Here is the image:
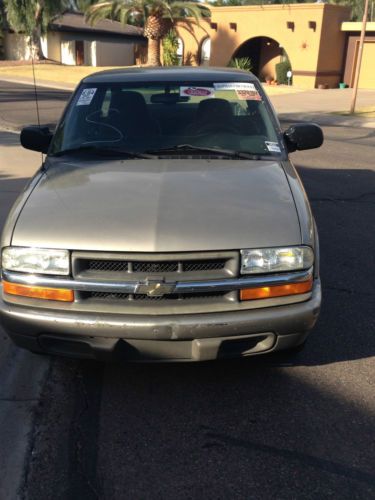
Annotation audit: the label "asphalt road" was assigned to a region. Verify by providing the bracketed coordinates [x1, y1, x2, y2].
[0, 82, 374, 499]
[0, 80, 70, 131]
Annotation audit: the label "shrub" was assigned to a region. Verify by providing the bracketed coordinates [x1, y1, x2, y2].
[163, 30, 179, 66]
[228, 57, 253, 72]
[276, 60, 292, 85]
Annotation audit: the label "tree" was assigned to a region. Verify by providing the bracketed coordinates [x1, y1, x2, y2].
[3, 0, 69, 59]
[85, 0, 210, 66]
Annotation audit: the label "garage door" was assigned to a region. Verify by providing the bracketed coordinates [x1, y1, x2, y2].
[358, 41, 375, 89]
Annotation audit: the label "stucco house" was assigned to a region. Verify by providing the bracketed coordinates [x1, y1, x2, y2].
[3, 12, 147, 66]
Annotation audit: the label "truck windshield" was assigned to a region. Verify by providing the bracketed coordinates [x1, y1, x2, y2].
[50, 81, 283, 158]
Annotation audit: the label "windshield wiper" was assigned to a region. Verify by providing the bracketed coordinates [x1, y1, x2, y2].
[51, 145, 153, 159]
[146, 144, 266, 160]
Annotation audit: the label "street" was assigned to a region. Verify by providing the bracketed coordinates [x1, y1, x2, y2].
[0, 82, 374, 499]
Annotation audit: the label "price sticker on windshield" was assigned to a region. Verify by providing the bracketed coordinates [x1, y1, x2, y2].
[180, 86, 215, 98]
[214, 82, 262, 101]
[76, 88, 97, 106]
[265, 141, 281, 153]
[214, 82, 256, 91]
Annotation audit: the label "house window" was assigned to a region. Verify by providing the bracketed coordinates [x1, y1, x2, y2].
[200, 37, 211, 66]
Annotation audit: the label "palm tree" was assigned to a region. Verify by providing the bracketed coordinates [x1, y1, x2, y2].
[85, 0, 210, 66]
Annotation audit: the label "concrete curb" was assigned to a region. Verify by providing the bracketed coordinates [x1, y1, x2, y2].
[0, 75, 76, 91]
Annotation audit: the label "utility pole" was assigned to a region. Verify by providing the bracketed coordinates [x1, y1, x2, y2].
[350, 0, 370, 114]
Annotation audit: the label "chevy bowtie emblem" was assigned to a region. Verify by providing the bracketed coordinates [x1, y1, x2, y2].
[135, 280, 176, 297]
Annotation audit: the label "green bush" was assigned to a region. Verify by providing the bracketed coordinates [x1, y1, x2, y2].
[228, 57, 253, 72]
[163, 30, 179, 66]
[275, 60, 292, 85]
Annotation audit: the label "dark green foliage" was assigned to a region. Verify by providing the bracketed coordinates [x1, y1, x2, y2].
[163, 29, 179, 66]
[228, 56, 253, 71]
[275, 60, 292, 85]
[4, 0, 69, 35]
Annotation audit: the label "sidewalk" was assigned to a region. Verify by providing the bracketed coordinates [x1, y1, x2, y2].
[270, 88, 375, 128]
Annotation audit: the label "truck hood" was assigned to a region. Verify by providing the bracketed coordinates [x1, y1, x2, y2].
[12, 158, 301, 252]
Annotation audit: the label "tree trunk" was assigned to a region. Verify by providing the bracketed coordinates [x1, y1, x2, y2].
[30, 26, 45, 60]
[147, 37, 161, 66]
[30, 2, 45, 60]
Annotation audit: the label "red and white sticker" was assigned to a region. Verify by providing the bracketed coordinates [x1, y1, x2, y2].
[236, 89, 262, 101]
[180, 86, 215, 98]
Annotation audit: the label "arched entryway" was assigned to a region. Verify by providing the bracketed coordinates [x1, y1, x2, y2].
[232, 36, 290, 82]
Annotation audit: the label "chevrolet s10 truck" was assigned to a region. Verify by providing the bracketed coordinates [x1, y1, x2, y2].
[0, 67, 323, 361]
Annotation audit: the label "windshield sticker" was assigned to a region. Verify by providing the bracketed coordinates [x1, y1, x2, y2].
[214, 82, 256, 91]
[236, 89, 262, 101]
[265, 141, 281, 153]
[180, 86, 215, 98]
[76, 88, 97, 106]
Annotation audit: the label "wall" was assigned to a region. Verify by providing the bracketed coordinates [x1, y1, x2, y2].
[61, 40, 76, 65]
[45, 32, 62, 62]
[343, 33, 375, 88]
[4, 33, 31, 60]
[314, 4, 351, 88]
[177, 3, 351, 89]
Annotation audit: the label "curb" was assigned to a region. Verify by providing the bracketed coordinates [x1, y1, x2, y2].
[0, 76, 76, 91]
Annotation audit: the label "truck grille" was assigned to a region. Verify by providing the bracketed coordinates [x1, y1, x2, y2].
[88, 291, 227, 302]
[86, 259, 227, 274]
[72, 251, 239, 313]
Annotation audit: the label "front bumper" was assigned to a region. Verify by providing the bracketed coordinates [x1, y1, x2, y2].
[0, 280, 321, 361]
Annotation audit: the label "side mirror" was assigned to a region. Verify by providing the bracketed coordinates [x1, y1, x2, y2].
[20, 126, 53, 154]
[283, 123, 323, 152]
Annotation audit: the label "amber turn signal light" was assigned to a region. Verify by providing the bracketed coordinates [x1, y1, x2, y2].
[240, 277, 313, 301]
[3, 281, 74, 302]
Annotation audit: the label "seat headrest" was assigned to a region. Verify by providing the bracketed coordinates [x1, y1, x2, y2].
[110, 91, 148, 116]
[197, 98, 233, 123]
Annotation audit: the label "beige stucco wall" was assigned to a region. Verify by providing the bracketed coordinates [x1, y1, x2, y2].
[61, 40, 76, 65]
[4, 33, 31, 60]
[177, 3, 351, 89]
[45, 32, 62, 62]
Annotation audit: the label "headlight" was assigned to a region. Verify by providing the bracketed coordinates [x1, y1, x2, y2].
[2, 247, 70, 275]
[240, 246, 314, 274]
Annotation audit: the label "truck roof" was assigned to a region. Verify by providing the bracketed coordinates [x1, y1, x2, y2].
[83, 66, 257, 84]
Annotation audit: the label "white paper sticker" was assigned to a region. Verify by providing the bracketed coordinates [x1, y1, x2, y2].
[265, 141, 281, 153]
[214, 82, 257, 91]
[180, 86, 215, 98]
[76, 88, 97, 106]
